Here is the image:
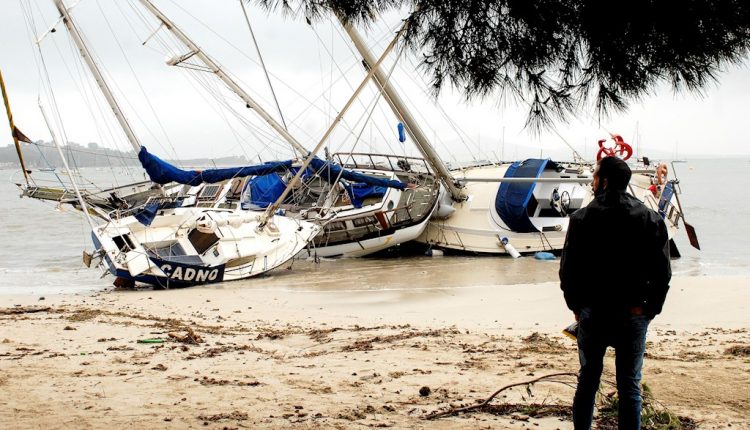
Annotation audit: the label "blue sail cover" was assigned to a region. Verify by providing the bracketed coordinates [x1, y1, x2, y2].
[495, 159, 549, 233]
[138, 146, 292, 186]
[344, 183, 388, 209]
[308, 157, 406, 190]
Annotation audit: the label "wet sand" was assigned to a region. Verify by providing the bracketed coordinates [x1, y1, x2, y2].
[1, 270, 749, 429]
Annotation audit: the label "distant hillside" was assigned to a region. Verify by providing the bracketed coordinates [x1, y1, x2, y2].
[0, 142, 249, 169]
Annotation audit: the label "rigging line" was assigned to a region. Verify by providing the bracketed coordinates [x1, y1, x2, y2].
[74, 23, 162, 160]
[18, 0, 45, 107]
[329, 22, 409, 158]
[329, 42, 405, 160]
[40, 4, 133, 183]
[61, 35, 132, 185]
[182, 57, 306, 159]
[401, 54, 476, 157]
[308, 24, 398, 153]
[29, 3, 98, 193]
[51, 3, 145, 186]
[194, 73, 255, 161]
[328, 23, 334, 126]
[344, 27, 468, 169]
[97, 1, 181, 164]
[27, 141, 138, 160]
[386, 23, 476, 149]
[160, 0, 369, 137]
[188, 68, 295, 164]
[261, 17, 410, 222]
[127, 1, 187, 61]
[134, 5, 315, 158]
[340, 42, 406, 167]
[313, 18, 329, 126]
[22, 0, 75, 189]
[238, 0, 287, 131]
[52, 12, 122, 159]
[188, 68, 292, 158]
[130, 11, 283, 163]
[383, 69, 469, 168]
[368, 19, 479, 161]
[125, 2, 268, 162]
[61, 30, 129, 177]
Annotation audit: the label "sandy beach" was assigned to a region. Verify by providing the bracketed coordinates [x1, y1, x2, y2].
[1, 273, 749, 429]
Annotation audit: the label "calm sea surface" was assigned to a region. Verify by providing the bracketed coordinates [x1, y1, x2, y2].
[0, 158, 747, 295]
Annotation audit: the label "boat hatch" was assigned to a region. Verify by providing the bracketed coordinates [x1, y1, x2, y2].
[146, 241, 204, 265]
[112, 234, 136, 252]
[188, 229, 220, 254]
[147, 241, 187, 258]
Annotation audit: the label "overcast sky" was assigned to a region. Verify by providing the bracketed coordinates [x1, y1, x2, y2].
[2, 0, 749, 166]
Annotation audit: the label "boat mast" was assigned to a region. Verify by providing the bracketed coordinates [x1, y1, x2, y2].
[0, 69, 31, 186]
[39, 99, 98, 232]
[341, 22, 465, 201]
[137, 0, 308, 157]
[260, 19, 411, 225]
[52, 0, 142, 153]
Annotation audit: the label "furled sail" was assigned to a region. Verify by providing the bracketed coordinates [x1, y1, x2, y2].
[138, 146, 293, 186]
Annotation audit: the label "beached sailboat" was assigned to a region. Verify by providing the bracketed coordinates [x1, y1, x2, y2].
[132, 0, 441, 258]
[10, 0, 443, 291]
[339, 21, 697, 255]
[7, 0, 325, 288]
[21, 0, 440, 260]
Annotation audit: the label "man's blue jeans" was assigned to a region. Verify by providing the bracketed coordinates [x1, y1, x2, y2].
[572, 307, 651, 430]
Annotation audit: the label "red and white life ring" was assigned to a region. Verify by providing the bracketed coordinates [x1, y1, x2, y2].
[596, 134, 633, 161]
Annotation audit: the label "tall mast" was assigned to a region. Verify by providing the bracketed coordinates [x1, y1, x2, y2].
[341, 23, 464, 201]
[260, 19, 410, 224]
[53, 0, 142, 153]
[1, 70, 31, 186]
[138, 0, 308, 157]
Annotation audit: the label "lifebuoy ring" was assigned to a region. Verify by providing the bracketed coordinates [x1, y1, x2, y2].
[596, 134, 633, 161]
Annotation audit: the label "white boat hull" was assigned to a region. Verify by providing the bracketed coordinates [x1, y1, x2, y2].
[93, 207, 320, 287]
[299, 202, 436, 258]
[417, 162, 683, 255]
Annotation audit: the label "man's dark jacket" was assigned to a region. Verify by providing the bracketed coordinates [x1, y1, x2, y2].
[559, 190, 672, 317]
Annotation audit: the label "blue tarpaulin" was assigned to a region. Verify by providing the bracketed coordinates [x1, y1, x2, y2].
[308, 157, 406, 190]
[495, 159, 549, 233]
[344, 183, 388, 208]
[138, 146, 292, 186]
[134, 201, 160, 226]
[241, 173, 288, 209]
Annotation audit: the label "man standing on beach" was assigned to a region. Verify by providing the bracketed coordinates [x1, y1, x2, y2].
[560, 156, 671, 429]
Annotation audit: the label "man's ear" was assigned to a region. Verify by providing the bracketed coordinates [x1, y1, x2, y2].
[602, 178, 609, 190]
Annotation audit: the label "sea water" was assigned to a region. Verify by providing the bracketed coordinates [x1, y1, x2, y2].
[0, 158, 747, 295]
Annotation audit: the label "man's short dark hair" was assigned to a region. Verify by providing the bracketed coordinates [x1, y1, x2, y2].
[598, 157, 632, 191]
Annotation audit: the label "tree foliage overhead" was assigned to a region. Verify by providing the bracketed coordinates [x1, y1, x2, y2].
[257, 0, 750, 131]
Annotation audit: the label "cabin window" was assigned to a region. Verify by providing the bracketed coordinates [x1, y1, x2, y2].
[188, 229, 220, 255]
[352, 216, 378, 227]
[327, 221, 347, 231]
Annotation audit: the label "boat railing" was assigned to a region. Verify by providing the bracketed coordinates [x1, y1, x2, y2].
[332, 153, 433, 175]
